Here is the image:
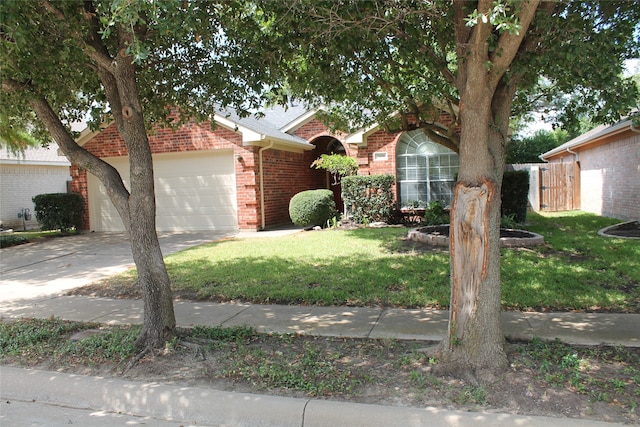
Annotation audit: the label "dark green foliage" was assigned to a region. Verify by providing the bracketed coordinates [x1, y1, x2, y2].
[32, 193, 84, 232]
[422, 201, 450, 226]
[189, 325, 256, 342]
[342, 175, 395, 224]
[0, 234, 28, 248]
[501, 171, 530, 224]
[0, 318, 87, 355]
[507, 129, 570, 164]
[289, 189, 338, 227]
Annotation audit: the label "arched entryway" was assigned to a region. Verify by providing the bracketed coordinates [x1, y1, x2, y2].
[396, 130, 459, 208]
[311, 136, 347, 213]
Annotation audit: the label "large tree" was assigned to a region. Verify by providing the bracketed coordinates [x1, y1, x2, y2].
[0, 0, 277, 350]
[261, 0, 640, 381]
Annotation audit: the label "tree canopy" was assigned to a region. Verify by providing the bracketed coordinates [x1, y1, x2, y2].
[257, 0, 640, 381]
[1, 0, 283, 144]
[507, 129, 570, 164]
[0, 0, 287, 350]
[261, 0, 639, 146]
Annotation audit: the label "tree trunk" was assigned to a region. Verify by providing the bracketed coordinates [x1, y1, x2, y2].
[108, 52, 176, 350]
[23, 29, 177, 350]
[434, 83, 508, 383]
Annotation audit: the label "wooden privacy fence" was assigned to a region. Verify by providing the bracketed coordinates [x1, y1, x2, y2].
[507, 162, 580, 212]
[539, 162, 580, 212]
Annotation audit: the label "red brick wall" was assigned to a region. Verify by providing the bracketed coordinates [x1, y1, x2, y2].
[261, 147, 326, 227]
[291, 113, 457, 206]
[76, 111, 457, 231]
[75, 121, 261, 230]
[292, 119, 343, 142]
[69, 164, 89, 229]
[556, 132, 639, 221]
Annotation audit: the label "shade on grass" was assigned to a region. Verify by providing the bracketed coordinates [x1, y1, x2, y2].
[166, 227, 451, 307]
[112, 212, 638, 312]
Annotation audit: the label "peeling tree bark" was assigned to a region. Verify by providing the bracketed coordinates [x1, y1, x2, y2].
[449, 181, 493, 344]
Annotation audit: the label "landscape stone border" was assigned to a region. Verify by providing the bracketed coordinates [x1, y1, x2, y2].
[407, 226, 545, 248]
[598, 221, 640, 240]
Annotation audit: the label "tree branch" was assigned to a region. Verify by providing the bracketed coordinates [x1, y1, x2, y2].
[421, 123, 460, 153]
[488, 0, 540, 88]
[40, 0, 65, 20]
[80, 0, 117, 72]
[39, 0, 115, 73]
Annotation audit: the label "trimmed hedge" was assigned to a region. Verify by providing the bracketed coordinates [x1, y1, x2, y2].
[33, 193, 84, 232]
[342, 174, 395, 224]
[0, 234, 29, 248]
[501, 170, 529, 223]
[289, 189, 338, 228]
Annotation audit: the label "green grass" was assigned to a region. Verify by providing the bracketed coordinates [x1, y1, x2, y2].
[0, 229, 79, 248]
[162, 227, 453, 308]
[0, 318, 138, 366]
[3, 319, 637, 413]
[105, 211, 639, 312]
[515, 337, 640, 407]
[501, 212, 639, 312]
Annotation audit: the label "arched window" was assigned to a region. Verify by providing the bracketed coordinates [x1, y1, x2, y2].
[326, 139, 346, 154]
[396, 130, 459, 208]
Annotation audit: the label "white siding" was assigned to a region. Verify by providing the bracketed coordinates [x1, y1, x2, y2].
[0, 164, 71, 230]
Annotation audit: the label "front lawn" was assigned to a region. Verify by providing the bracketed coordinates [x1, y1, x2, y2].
[80, 211, 639, 312]
[0, 229, 77, 248]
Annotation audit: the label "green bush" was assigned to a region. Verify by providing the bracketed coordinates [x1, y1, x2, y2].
[501, 170, 529, 223]
[32, 193, 84, 232]
[0, 234, 29, 248]
[422, 200, 450, 225]
[289, 189, 338, 228]
[342, 175, 395, 224]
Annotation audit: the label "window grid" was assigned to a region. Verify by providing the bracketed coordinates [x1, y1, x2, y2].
[396, 131, 459, 208]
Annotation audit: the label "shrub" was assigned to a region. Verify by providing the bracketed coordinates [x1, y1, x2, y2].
[342, 175, 395, 224]
[0, 234, 29, 248]
[310, 154, 358, 184]
[289, 189, 338, 228]
[32, 193, 84, 232]
[502, 170, 529, 223]
[422, 200, 450, 226]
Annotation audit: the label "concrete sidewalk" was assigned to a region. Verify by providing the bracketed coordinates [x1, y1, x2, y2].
[1, 297, 638, 426]
[1, 295, 639, 347]
[1, 366, 619, 427]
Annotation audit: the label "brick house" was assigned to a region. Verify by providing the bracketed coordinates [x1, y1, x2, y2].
[540, 117, 640, 221]
[73, 105, 459, 232]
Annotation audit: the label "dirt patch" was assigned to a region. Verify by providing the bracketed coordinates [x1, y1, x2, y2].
[600, 221, 640, 239]
[414, 226, 539, 239]
[3, 331, 638, 425]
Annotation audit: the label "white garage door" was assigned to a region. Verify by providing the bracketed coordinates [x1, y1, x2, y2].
[88, 150, 238, 232]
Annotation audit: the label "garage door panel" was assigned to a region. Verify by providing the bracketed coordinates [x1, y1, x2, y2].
[157, 178, 235, 197]
[88, 151, 238, 232]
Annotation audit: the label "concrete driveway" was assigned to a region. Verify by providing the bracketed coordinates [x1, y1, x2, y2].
[0, 231, 235, 302]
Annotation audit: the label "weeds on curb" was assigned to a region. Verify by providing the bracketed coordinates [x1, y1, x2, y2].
[515, 337, 639, 411]
[1, 319, 638, 421]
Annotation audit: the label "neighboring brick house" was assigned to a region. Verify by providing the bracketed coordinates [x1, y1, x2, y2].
[1, 144, 71, 230]
[541, 118, 640, 221]
[73, 106, 459, 232]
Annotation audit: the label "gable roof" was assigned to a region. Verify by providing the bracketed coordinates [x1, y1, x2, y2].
[76, 106, 315, 151]
[259, 103, 310, 130]
[0, 143, 70, 166]
[213, 107, 313, 150]
[541, 117, 638, 160]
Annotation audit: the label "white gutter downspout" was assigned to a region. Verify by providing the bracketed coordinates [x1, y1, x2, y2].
[258, 140, 274, 230]
[566, 147, 579, 163]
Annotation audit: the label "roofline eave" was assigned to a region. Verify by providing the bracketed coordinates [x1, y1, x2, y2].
[541, 120, 633, 160]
